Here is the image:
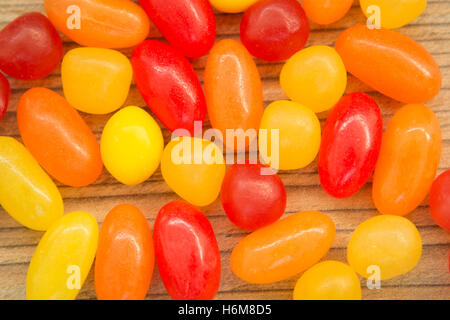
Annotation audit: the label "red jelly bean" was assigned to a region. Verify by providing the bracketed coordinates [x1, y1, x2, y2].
[240, 0, 309, 62]
[319, 92, 382, 198]
[153, 201, 221, 300]
[429, 170, 450, 230]
[221, 163, 287, 230]
[0, 73, 10, 121]
[139, 0, 216, 58]
[131, 40, 207, 135]
[0, 12, 63, 80]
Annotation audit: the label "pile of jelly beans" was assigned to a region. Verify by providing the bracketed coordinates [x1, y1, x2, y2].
[0, 0, 447, 300]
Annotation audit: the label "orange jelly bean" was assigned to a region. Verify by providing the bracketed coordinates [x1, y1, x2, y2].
[44, 0, 150, 49]
[302, 0, 353, 25]
[336, 25, 441, 104]
[373, 104, 441, 216]
[17, 88, 103, 187]
[231, 211, 335, 284]
[204, 39, 263, 150]
[95, 204, 154, 300]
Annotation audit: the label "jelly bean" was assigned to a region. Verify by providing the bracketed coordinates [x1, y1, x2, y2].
[231, 211, 335, 284]
[221, 163, 286, 230]
[347, 215, 422, 280]
[319, 92, 382, 198]
[373, 104, 441, 216]
[154, 201, 221, 300]
[0, 73, 10, 121]
[280, 46, 347, 113]
[429, 170, 450, 230]
[27, 211, 98, 300]
[17, 88, 103, 187]
[210, 0, 259, 13]
[62, 48, 132, 115]
[240, 0, 310, 62]
[0, 12, 62, 80]
[44, 0, 149, 49]
[302, 0, 353, 25]
[204, 39, 263, 150]
[161, 137, 225, 207]
[139, 0, 215, 58]
[95, 204, 154, 300]
[259, 100, 321, 171]
[360, 0, 427, 29]
[0, 137, 63, 231]
[336, 25, 441, 104]
[132, 40, 207, 135]
[101, 106, 164, 186]
[293, 261, 361, 300]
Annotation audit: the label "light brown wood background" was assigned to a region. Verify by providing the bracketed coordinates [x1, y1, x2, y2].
[0, 0, 448, 300]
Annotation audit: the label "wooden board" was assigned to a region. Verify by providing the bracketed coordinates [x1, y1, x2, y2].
[0, 0, 448, 300]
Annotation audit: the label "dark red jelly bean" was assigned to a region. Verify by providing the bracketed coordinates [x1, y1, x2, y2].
[221, 163, 287, 230]
[0, 12, 63, 80]
[240, 0, 309, 62]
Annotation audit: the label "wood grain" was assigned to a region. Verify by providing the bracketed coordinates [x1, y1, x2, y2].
[0, 0, 449, 300]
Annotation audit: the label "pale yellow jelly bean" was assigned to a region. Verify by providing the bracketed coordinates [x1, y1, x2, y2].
[62, 48, 132, 114]
[347, 215, 422, 280]
[0, 137, 63, 231]
[101, 106, 164, 186]
[26, 211, 99, 300]
[161, 137, 226, 207]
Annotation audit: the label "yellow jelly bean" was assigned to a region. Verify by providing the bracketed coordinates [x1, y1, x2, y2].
[27, 211, 99, 300]
[259, 100, 321, 171]
[293, 261, 362, 300]
[280, 46, 347, 113]
[0, 137, 63, 231]
[161, 137, 225, 206]
[209, 0, 260, 13]
[62, 47, 132, 115]
[101, 106, 164, 186]
[360, 0, 427, 29]
[347, 215, 422, 280]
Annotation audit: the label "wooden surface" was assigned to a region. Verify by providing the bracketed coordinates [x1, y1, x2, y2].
[0, 0, 449, 300]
